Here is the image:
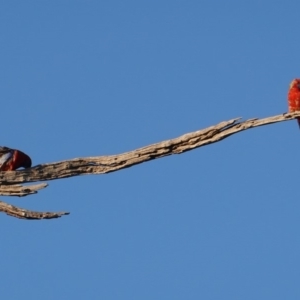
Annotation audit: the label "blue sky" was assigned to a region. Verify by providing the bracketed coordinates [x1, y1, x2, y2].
[1, 1, 300, 299]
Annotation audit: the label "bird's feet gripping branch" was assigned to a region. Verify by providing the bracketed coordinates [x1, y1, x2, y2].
[0, 147, 31, 171]
[288, 79, 300, 128]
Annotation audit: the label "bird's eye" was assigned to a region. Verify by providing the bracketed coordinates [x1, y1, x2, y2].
[297, 83, 300, 89]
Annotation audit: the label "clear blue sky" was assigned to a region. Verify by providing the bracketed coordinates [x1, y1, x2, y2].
[1, 1, 299, 299]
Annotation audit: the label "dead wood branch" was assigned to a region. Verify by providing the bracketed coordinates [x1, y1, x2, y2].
[0, 111, 297, 185]
[0, 111, 296, 220]
[0, 200, 69, 219]
[0, 183, 48, 197]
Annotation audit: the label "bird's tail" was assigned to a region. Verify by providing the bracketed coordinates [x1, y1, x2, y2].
[297, 117, 300, 129]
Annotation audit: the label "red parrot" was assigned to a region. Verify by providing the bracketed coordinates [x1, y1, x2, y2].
[0, 147, 32, 171]
[288, 78, 300, 128]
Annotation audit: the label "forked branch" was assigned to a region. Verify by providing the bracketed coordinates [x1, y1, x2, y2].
[0, 111, 297, 220]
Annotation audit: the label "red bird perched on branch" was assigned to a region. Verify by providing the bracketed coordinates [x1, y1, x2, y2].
[0, 147, 32, 171]
[288, 78, 300, 128]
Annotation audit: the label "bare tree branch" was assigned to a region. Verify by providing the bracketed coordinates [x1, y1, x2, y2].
[0, 200, 69, 219]
[0, 111, 296, 220]
[0, 183, 48, 197]
[0, 111, 296, 185]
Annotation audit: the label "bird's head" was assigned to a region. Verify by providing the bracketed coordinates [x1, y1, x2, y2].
[23, 155, 32, 169]
[15, 150, 32, 169]
[290, 79, 300, 90]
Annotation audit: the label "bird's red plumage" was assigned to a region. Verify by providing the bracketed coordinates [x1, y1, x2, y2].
[0, 147, 31, 171]
[288, 79, 300, 128]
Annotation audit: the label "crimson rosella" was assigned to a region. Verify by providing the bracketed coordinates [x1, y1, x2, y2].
[288, 79, 300, 128]
[0, 147, 32, 171]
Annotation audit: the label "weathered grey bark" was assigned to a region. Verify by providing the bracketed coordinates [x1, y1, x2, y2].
[0, 201, 69, 219]
[0, 183, 48, 196]
[0, 111, 297, 220]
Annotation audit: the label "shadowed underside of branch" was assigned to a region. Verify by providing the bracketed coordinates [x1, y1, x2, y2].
[0, 111, 297, 220]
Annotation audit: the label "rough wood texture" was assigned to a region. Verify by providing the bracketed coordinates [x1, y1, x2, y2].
[0, 111, 297, 220]
[0, 111, 297, 185]
[0, 201, 69, 219]
[0, 183, 48, 196]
